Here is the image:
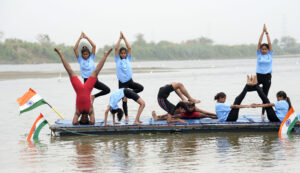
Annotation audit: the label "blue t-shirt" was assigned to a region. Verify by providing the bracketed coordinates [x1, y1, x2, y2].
[275, 100, 289, 121]
[115, 54, 132, 83]
[109, 88, 125, 110]
[77, 54, 95, 79]
[215, 102, 231, 122]
[256, 50, 273, 74]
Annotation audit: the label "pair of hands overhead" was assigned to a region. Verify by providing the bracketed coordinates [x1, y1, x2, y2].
[79, 32, 88, 39]
[119, 31, 125, 39]
[263, 24, 268, 33]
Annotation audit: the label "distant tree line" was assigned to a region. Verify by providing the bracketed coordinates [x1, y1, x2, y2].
[0, 33, 299, 64]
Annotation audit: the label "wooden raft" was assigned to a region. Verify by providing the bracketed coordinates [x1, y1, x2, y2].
[50, 115, 300, 136]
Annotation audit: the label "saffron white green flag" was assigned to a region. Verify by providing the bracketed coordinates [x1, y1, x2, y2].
[27, 113, 48, 141]
[17, 88, 47, 114]
[279, 107, 298, 138]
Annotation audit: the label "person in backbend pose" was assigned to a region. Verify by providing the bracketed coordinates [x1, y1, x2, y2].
[153, 100, 217, 119]
[256, 24, 273, 119]
[74, 32, 110, 103]
[214, 76, 257, 122]
[54, 47, 112, 125]
[114, 31, 144, 122]
[153, 82, 200, 123]
[104, 88, 145, 126]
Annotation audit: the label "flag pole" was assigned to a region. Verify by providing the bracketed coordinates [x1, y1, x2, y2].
[46, 102, 65, 119]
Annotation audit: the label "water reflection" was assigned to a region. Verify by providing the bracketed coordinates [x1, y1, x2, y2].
[47, 132, 300, 172]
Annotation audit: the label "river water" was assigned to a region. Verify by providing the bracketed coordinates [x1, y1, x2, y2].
[1, 57, 300, 172]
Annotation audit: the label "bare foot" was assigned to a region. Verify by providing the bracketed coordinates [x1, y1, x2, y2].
[133, 121, 142, 125]
[247, 75, 251, 85]
[189, 98, 200, 103]
[252, 75, 258, 85]
[152, 111, 158, 121]
[91, 95, 95, 104]
[125, 116, 129, 122]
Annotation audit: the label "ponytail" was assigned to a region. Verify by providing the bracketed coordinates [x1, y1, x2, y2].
[286, 97, 292, 109]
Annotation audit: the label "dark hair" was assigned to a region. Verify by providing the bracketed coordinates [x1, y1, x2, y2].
[110, 108, 124, 121]
[119, 47, 127, 54]
[81, 46, 91, 55]
[260, 43, 269, 50]
[79, 113, 89, 125]
[214, 92, 226, 100]
[175, 101, 188, 111]
[276, 91, 292, 109]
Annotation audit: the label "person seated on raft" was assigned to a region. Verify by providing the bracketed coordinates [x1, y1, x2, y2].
[214, 75, 257, 122]
[54, 47, 112, 125]
[152, 101, 217, 122]
[250, 90, 291, 122]
[153, 82, 200, 123]
[104, 88, 145, 126]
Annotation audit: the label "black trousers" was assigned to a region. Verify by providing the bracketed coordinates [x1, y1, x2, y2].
[119, 79, 144, 116]
[226, 84, 280, 122]
[83, 78, 110, 98]
[257, 73, 272, 115]
[226, 85, 256, 121]
[255, 85, 280, 122]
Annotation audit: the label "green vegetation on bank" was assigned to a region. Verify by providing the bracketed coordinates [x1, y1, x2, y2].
[0, 33, 299, 64]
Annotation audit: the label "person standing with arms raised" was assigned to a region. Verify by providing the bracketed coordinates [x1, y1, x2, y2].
[114, 31, 144, 122]
[256, 24, 273, 119]
[74, 32, 110, 103]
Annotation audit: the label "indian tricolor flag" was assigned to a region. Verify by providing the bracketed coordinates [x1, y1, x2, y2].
[17, 88, 47, 114]
[27, 113, 48, 141]
[279, 107, 298, 138]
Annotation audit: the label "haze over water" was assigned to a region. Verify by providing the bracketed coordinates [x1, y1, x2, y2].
[1, 57, 300, 172]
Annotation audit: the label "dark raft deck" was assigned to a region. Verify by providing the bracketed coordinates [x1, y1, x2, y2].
[50, 115, 300, 136]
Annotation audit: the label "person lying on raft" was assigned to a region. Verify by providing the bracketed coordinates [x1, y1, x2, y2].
[152, 101, 217, 122]
[54, 47, 112, 125]
[104, 88, 145, 126]
[214, 76, 257, 122]
[154, 82, 200, 123]
[152, 102, 188, 123]
[250, 90, 291, 122]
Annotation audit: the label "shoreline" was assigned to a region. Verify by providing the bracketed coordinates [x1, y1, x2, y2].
[0, 67, 176, 81]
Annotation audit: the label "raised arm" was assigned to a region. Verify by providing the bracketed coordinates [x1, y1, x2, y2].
[264, 25, 273, 52]
[257, 24, 265, 51]
[83, 32, 96, 55]
[121, 32, 132, 56]
[115, 32, 122, 56]
[73, 33, 84, 58]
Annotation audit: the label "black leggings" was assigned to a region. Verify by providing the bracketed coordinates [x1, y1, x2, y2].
[119, 79, 144, 116]
[84, 78, 110, 98]
[257, 73, 272, 115]
[255, 85, 280, 122]
[226, 85, 255, 121]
